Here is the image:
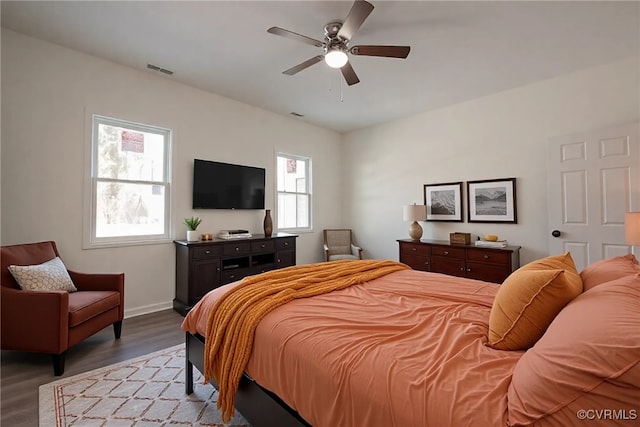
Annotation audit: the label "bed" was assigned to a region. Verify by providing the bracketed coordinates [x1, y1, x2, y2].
[181, 256, 640, 427]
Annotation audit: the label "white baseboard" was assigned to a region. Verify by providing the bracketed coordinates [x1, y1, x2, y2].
[124, 301, 174, 319]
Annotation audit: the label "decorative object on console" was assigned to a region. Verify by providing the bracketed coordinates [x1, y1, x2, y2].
[263, 209, 273, 237]
[625, 211, 640, 245]
[403, 204, 426, 240]
[201, 233, 213, 241]
[449, 232, 471, 245]
[423, 182, 463, 222]
[467, 178, 517, 223]
[218, 229, 252, 239]
[183, 216, 202, 242]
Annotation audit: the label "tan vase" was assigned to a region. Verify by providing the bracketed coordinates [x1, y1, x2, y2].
[263, 209, 273, 237]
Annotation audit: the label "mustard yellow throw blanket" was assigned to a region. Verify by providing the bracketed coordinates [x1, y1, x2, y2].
[204, 259, 409, 422]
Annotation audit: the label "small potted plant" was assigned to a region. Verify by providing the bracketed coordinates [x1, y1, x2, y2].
[184, 216, 202, 242]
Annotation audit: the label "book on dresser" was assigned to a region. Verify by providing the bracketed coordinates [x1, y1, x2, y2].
[397, 238, 521, 284]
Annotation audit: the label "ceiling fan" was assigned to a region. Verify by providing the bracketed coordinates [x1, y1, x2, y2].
[267, 0, 410, 86]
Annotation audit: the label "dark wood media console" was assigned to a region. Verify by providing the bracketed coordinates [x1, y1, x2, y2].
[174, 233, 297, 315]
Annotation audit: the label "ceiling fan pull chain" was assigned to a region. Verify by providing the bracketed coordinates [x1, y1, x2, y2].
[340, 76, 344, 103]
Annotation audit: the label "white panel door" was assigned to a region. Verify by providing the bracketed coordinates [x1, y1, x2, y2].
[547, 123, 640, 271]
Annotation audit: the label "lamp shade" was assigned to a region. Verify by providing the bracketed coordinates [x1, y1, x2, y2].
[403, 204, 427, 222]
[625, 212, 640, 245]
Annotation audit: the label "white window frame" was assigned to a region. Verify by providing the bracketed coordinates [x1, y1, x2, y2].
[276, 152, 312, 232]
[85, 114, 172, 248]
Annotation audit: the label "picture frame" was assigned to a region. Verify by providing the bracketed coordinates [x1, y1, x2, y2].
[423, 182, 463, 222]
[467, 178, 517, 223]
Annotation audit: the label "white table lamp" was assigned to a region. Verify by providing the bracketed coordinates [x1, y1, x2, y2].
[625, 212, 640, 245]
[404, 204, 427, 240]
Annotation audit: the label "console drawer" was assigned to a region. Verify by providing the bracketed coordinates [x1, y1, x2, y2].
[191, 246, 222, 260]
[251, 240, 275, 253]
[223, 242, 251, 256]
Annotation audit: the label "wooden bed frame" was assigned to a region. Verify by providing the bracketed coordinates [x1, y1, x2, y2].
[185, 333, 311, 427]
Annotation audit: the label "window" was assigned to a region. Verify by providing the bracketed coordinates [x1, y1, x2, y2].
[87, 115, 171, 247]
[276, 153, 311, 231]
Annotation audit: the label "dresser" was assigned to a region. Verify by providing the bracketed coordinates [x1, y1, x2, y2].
[174, 233, 297, 315]
[397, 239, 520, 284]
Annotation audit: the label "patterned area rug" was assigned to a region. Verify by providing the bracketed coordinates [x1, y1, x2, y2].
[39, 344, 251, 427]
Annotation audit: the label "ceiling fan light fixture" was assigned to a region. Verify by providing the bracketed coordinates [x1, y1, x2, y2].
[325, 49, 348, 68]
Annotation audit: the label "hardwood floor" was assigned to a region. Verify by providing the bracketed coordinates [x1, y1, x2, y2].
[1, 309, 185, 427]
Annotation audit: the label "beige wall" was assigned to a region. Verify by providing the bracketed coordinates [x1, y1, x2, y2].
[342, 56, 640, 264]
[3, 28, 639, 317]
[1, 29, 342, 317]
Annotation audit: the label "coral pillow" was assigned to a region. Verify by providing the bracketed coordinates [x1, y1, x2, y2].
[580, 254, 640, 292]
[488, 253, 582, 350]
[8, 256, 77, 292]
[508, 273, 640, 425]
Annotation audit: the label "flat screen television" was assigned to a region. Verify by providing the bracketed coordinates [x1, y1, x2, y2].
[192, 159, 265, 209]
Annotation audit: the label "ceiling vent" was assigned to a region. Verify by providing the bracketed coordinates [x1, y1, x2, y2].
[146, 64, 174, 75]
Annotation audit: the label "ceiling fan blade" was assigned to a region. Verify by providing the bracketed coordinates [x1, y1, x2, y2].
[267, 27, 325, 48]
[337, 0, 374, 41]
[340, 61, 360, 86]
[283, 55, 324, 75]
[350, 45, 411, 58]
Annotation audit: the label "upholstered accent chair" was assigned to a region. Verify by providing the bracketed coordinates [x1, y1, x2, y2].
[1, 241, 124, 375]
[323, 229, 363, 261]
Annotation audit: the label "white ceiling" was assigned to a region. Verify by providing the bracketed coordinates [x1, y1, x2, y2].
[2, 1, 639, 133]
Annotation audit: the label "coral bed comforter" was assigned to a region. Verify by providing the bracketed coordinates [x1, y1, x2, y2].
[182, 268, 523, 427]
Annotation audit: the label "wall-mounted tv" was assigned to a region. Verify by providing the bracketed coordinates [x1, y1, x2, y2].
[192, 159, 265, 209]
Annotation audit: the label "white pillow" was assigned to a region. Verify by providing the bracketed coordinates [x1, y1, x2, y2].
[8, 257, 77, 292]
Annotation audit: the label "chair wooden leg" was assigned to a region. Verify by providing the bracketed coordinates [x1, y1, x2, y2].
[52, 352, 66, 376]
[113, 320, 123, 339]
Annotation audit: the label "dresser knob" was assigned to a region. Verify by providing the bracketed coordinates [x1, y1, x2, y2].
[412, 247, 417, 251]
[235, 247, 239, 252]
[460, 267, 464, 271]
[483, 255, 489, 259]
[261, 244, 266, 248]
[444, 251, 449, 255]
[284, 242, 289, 246]
[467, 268, 471, 272]
[205, 250, 211, 254]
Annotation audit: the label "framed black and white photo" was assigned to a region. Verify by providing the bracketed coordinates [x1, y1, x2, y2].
[467, 178, 517, 223]
[423, 182, 463, 222]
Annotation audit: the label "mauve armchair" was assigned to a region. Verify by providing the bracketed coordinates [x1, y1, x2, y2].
[1, 241, 124, 375]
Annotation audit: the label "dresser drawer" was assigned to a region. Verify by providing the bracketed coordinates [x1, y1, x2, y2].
[400, 253, 431, 271]
[466, 248, 511, 265]
[191, 245, 222, 260]
[466, 261, 511, 284]
[399, 242, 431, 257]
[223, 242, 251, 256]
[431, 246, 465, 259]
